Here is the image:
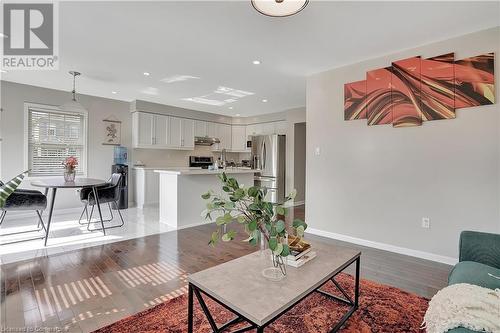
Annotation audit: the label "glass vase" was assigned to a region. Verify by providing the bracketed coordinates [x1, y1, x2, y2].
[261, 233, 288, 282]
[64, 169, 76, 182]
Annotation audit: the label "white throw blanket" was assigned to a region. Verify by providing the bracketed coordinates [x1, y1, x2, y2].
[422, 283, 500, 333]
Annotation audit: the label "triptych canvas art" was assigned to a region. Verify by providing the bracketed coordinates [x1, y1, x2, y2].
[344, 52, 495, 127]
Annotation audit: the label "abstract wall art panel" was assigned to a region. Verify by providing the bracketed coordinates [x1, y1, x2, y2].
[421, 53, 456, 120]
[344, 80, 367, 120]
[391, 56, 422, 127]
[455, 52, 495, 108]
[366, 67, 393, 126]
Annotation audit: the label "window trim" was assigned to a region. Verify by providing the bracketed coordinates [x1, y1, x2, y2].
[23, 102, 89, 179]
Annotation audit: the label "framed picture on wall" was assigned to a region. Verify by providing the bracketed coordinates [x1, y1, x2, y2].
[102, 119, 121, 146]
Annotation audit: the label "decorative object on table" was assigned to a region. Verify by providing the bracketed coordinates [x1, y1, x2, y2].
[286, 235, 316, 267]
[251, 0, 309, 17]
[62, 156, 78, 182]
[60, 71, 87, 113]
[0, 171, 29, 208]
[201, 172, 307, 281]
[103, 116, 122, 146]
[344, 52, 495, 128]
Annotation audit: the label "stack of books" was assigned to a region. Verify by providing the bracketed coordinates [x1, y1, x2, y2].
[286, 236, 317, 268]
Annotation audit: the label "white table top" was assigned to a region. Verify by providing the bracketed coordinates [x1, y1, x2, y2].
[31, 177, 108, 188]
[188, 240, 360, 326]
[154, 167, 257, 175]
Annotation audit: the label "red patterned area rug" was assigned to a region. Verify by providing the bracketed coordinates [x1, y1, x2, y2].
[93, 274, 428, 333]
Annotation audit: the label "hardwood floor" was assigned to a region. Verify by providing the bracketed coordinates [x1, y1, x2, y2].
[0, 205, 452, 332]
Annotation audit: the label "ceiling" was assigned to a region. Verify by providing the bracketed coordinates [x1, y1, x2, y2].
[1, 1, 499, 117]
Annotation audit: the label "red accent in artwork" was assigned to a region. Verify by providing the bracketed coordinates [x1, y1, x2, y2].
[455, 53, 495, 108]
[391, 56, 422, 127]
[367, 67, 393, 125]
[344, 80, 367, 120]
[420, 53, 456, 120]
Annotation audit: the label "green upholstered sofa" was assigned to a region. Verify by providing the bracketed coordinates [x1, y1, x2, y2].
[446, 230, 500, 333]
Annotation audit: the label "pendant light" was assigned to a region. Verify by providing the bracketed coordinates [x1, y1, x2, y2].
[60, 71, 87, 112]
[251, 0, 308, 17]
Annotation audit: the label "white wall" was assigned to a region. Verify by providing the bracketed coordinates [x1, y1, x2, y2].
[306, 27, 500, 261]
[0, 81, 132, 210]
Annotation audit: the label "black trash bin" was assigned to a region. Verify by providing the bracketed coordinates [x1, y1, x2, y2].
[111, 164, 128, 209]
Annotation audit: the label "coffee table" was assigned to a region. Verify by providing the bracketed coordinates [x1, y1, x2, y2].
[187, 241, 361, 332]
[31, 178, 108, 246]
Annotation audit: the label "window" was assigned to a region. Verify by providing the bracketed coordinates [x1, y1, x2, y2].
[25, 104, 87, 177]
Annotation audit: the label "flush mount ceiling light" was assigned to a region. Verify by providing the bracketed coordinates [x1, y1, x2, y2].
[143, 72, 150, 76]
[252, 60, 261, 65]
[251, 0, 308, 17]
[60, 71, 87, 113]
[262, 99, 268, 103]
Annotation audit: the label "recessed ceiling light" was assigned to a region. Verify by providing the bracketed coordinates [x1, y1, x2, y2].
[143, 72, 150, 76]
[252, 60, 261, 65]
[228, 106, 234, 110]
[262, 99, 268, 103]
[235, 113, 241, 117]
[111, 91, 117, 94]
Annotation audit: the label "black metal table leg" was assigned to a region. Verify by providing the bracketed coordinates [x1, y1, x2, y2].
[188, 283, 194, 333]
[44, 188, 57, 246]
[92, 186, 106, 235]
[354, 256, 360, 307]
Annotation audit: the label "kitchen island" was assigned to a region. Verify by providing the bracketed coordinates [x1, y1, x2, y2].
[155, 168, 256, 229]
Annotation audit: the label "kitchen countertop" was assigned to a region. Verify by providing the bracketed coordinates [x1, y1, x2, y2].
[153, 167, 257, 175]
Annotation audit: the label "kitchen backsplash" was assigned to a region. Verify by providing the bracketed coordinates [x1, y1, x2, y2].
[132, 146, 249, 167]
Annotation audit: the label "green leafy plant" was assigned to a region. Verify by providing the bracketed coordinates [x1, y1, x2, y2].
[201, 172, 307, 257]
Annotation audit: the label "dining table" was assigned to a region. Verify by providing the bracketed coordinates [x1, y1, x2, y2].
[31, 178, 108, 246]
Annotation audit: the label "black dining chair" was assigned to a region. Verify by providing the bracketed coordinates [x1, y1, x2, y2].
[78, 173, 125, 232]
[0, 181, 47, 245]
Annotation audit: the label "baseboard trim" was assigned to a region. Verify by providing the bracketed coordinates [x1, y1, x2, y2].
[160, 220, 206, 230]
[306, 227, 457, 266]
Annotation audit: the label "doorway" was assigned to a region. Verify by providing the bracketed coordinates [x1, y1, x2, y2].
[293, 122, 306, 205]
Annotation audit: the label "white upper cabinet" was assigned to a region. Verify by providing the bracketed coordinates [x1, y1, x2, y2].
[169, 116, 182, 147]
[231, 125, 248, 152]
[133, 112, 154, 147]
[194, 120, 207, 137]
[181, 118, 195, 149]
[207, 122, 218, 138]
[154, 114, 169, 147]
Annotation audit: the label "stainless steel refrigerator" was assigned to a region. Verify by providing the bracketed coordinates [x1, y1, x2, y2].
[251, 134, 286, 203]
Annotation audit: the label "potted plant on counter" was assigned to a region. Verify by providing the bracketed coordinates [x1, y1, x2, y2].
[201, 172, 307, 281]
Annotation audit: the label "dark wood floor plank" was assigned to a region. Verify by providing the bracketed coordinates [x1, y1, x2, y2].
[0, 205, 451, 332]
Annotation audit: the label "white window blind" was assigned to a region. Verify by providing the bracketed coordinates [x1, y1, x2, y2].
[27, 106, 87, 177]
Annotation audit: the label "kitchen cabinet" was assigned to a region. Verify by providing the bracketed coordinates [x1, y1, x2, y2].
[133, 112, 154, 146]
[169, 116, 182, 147]
[212, 123, 232, 151]
[133, 112, 169, 148]
[194, 120, 207, 137]
[231, 125, 248, 152]
[154, 115, 169, 147]
[133, 112, 194, 150]
[181, 118, 195, 148]
[207, 122, 218, 138]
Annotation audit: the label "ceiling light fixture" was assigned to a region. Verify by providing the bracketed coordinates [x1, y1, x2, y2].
[262, 99, 268, 103]
[251, 0, 308, 17]
[143, 72, 150, 76]
[235, 114, 241, 117]
[253, 60, 261, 65]
[60, 71, 87, 113]
[228, 106, 234, 110]
[112, 91, 117, 94]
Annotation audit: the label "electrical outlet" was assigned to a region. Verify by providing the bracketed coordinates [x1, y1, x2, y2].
[421, 217, 430, 229]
